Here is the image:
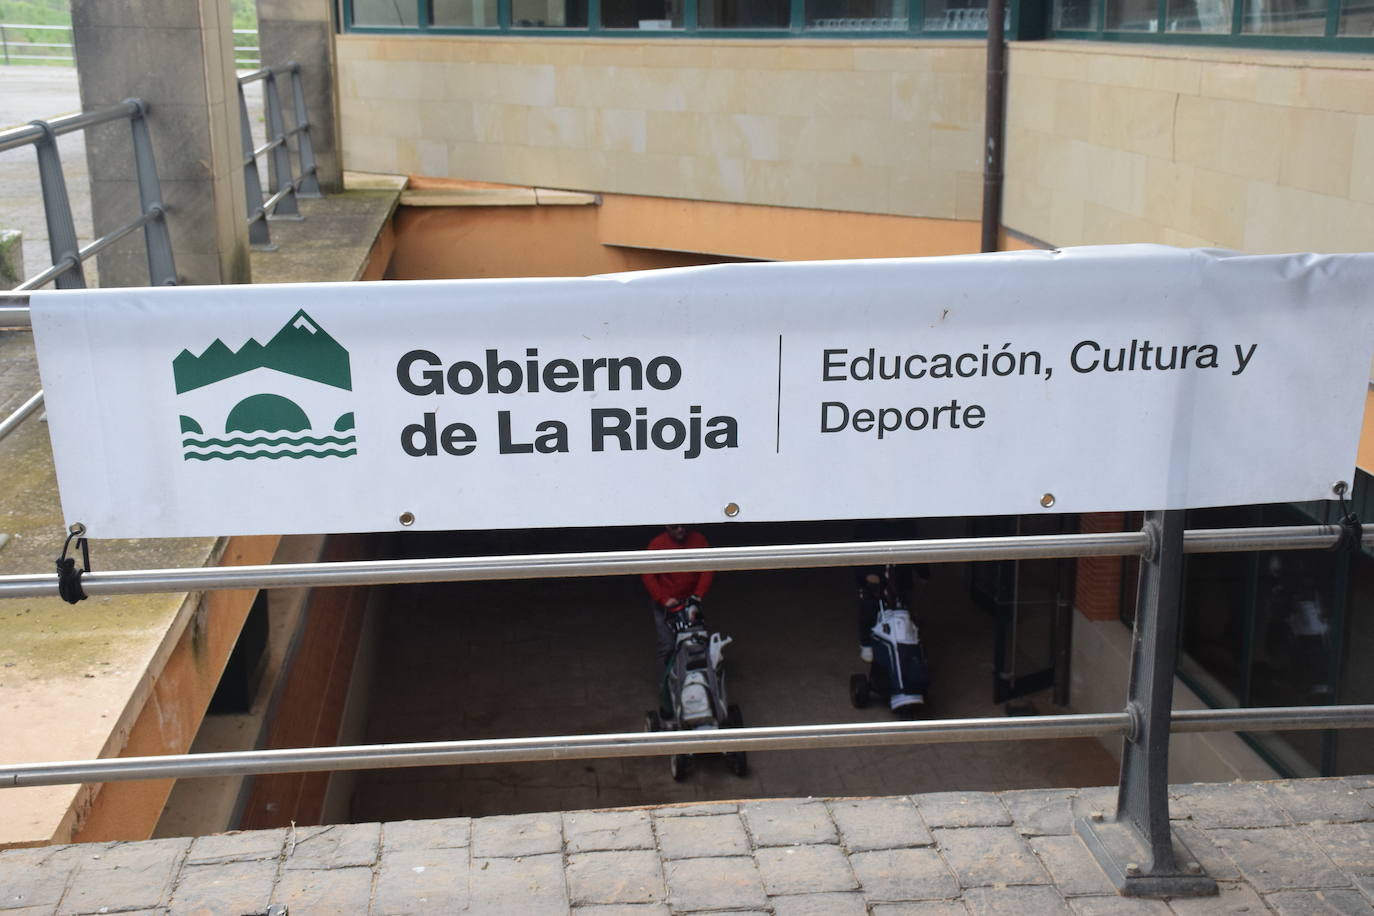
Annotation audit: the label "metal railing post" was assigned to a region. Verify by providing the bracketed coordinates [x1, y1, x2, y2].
[30, 120, 85, 290]
[263, 71, 301, 219]
[238, 81, 273, 249]
[126, 100, 177, 286]
[288, 63, 321, 198]
[1076, 509, 1217, 897]
[2, 25, 9, 65]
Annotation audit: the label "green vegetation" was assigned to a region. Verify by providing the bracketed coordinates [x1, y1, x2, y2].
[0, 0, 256, 24]
[0, 0, 69, 27]
[0, 0, 71, 63]
[232, 0, 259, 30]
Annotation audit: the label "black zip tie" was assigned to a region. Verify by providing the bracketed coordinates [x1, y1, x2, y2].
[56, 524, 90, 604]
[1330, 484, 1363, 555]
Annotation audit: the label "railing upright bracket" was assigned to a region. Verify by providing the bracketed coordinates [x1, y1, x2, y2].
[1075, 509, 1218, 898]
[289, 63, 322, 198]
[30, 120, 85, 290]
[263, 71, 302, 221]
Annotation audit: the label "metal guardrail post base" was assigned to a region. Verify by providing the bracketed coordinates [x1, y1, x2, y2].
[1077, 509, 1218, 898]
[1074, 815, 1215, 897]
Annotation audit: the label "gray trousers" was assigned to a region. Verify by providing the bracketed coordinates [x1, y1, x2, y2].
[651, 601, 677, 668]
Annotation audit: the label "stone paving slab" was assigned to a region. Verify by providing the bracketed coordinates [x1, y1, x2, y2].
[2, 778, 1374, 914]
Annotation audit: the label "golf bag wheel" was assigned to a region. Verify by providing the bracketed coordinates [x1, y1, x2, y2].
[670, 753, 692, 782]
[849, 674, 871, 709]
[645, 710, 662, 732]
[725, 704, 748, 777]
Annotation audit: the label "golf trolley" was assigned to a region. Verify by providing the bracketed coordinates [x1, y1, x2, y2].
[850, 566, 931, 718]
[644, 600, 748, 781]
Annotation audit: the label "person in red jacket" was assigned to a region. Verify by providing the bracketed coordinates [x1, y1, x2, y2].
[641, 524, 715, 668]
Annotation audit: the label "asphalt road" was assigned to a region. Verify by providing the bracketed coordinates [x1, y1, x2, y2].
[0, 66, 89, 284]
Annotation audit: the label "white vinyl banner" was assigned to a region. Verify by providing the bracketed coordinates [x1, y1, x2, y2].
[29, 245, 1374, 539]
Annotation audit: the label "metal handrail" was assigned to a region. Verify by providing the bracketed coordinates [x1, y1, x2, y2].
[0, 512, 1357, 894]
[0, 392, 43, 441]
[0, 23, 74, 65]
[0, 523, 1356, 599]
[0, 101, 177, 293]
[237, 61, 321, 249]
[5, 705, 1371, 789]
[0, 104, 177, 441]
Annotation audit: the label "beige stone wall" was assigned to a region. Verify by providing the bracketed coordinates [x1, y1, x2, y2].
[335, 36, 989, 220]
[1006, 42, 1374, 252]
[337, 35, 1374, 251]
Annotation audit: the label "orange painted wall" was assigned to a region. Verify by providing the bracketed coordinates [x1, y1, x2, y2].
[385, 193, 1040, 280]
[387, 204, 747, 280]
[72, 536, 281, 843]
[1358, 389, 1374, 476]
[596, 194, 1037, 262]
[238, 536, 376, 829]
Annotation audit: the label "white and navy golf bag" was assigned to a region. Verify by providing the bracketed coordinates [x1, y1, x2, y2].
[869, 601, 929, 714]
[852, 563, 931, 717]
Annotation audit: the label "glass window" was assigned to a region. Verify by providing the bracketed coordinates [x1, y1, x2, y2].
[807, 0, 907, 31]
[1339, 0, 1374, 32]
[1179, 551, 1250, 705]
[1106, 0, 1159, 29]
[601, 0, 684, 28]
[1054, 0, 1098, 29]
[432, 0, 500, 27]
[353, 0, 420, 26]
[922, 0, 1002, 29]
[1166, 0, 1232, 30]
[697, 0, 790, 28]
[1243, 0, 1327, 33]
[513, 0, 588, 26]
[1333, 550, 1374, 774]
[1242, 547, 1339, 775]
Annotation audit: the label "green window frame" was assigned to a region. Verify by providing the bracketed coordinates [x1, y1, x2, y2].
[344, 0, 1370, 46]
[1051, 0, 1374, 49]
[341, 0, 1028, 37]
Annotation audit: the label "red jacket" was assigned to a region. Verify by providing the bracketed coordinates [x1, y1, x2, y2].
[641, 530, 715, 606]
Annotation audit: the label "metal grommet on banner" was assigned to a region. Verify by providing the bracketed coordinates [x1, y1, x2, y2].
[1329, 481, 1362, 554]
[56, 523, 91, 604]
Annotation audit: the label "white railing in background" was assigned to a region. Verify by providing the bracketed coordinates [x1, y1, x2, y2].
[0, 24, 260, 68]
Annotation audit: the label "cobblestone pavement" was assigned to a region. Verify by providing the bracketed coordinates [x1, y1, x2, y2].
[4, 777, 1373, 914]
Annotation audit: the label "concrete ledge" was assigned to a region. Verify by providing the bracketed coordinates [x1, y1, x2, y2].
[399, 187, 600, 207]
[248, 189, 401, 284]
[343, 170, 407, 192]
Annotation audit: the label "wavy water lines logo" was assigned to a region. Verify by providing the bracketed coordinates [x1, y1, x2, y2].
[173, 310, 356, 461]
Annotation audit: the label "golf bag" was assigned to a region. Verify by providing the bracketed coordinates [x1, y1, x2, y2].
[851, 566, 930, 717]
[644, 601, 747, 780]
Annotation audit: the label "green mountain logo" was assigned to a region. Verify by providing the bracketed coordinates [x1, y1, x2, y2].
[173, 309, 351, 393]
[175, 310, 356, 462]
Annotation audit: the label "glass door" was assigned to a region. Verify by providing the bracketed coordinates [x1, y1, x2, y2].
[970, 515, 1076, 705]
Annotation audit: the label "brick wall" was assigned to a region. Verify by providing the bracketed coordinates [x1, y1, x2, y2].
[1074, 512, 1127, 622]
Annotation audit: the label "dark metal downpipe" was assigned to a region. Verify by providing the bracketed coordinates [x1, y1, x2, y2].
[981, 0, 1008, 253]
